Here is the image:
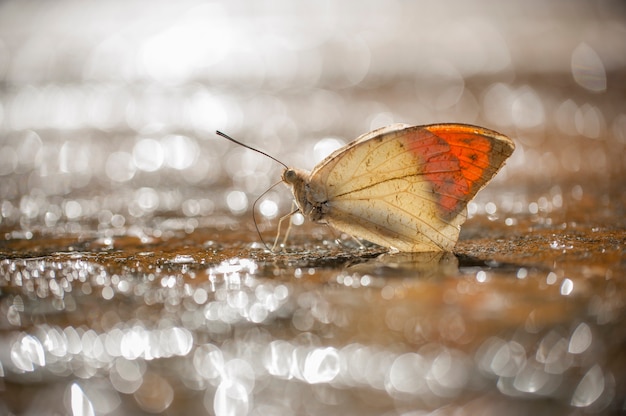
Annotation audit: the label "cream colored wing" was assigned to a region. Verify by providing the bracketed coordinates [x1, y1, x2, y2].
[307, 124, 514, 251]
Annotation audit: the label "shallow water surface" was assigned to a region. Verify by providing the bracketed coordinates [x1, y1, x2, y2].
[1, 176, 625, 415]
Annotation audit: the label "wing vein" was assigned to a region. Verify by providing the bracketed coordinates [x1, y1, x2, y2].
[333, 173, 429, 199]
[331, 201, 454, 250]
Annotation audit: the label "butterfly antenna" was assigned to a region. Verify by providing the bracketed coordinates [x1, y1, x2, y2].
[252, 180, 284, 251]
[216, 131, 291, 250]
[216, 131, 289, 169]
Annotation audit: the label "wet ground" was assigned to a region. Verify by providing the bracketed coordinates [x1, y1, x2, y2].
[1, 1, 626, 415]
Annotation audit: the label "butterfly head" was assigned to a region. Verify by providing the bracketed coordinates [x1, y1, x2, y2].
[282, 168, 307, 208]
[282, 168, 299, 185]
[282, 167, 327, 221]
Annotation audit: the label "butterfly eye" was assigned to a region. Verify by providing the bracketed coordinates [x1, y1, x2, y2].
[283, 169, 298, 184]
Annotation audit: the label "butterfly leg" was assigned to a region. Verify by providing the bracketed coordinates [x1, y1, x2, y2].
[347, 234, 366, 250]
[271, 213, 289, 252]
[271, 202, 299, 252]
[322, 224, 366, 250]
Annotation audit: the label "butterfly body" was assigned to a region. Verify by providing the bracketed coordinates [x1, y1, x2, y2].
[282, 123, 514, 252]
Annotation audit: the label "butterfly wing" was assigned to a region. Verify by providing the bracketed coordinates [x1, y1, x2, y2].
[307, 123, 515, 251]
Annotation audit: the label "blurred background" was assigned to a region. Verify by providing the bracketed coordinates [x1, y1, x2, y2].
[0, 0, 625, 415]
[0, 0, 624, 229]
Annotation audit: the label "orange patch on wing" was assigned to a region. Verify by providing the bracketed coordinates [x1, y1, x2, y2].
[404, 127, 494, 218]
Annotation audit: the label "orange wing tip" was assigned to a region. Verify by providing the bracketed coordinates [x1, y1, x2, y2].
[402, 124, 514, 219]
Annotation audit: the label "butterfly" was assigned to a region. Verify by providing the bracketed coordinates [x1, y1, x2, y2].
[217, 123, 514, 252]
